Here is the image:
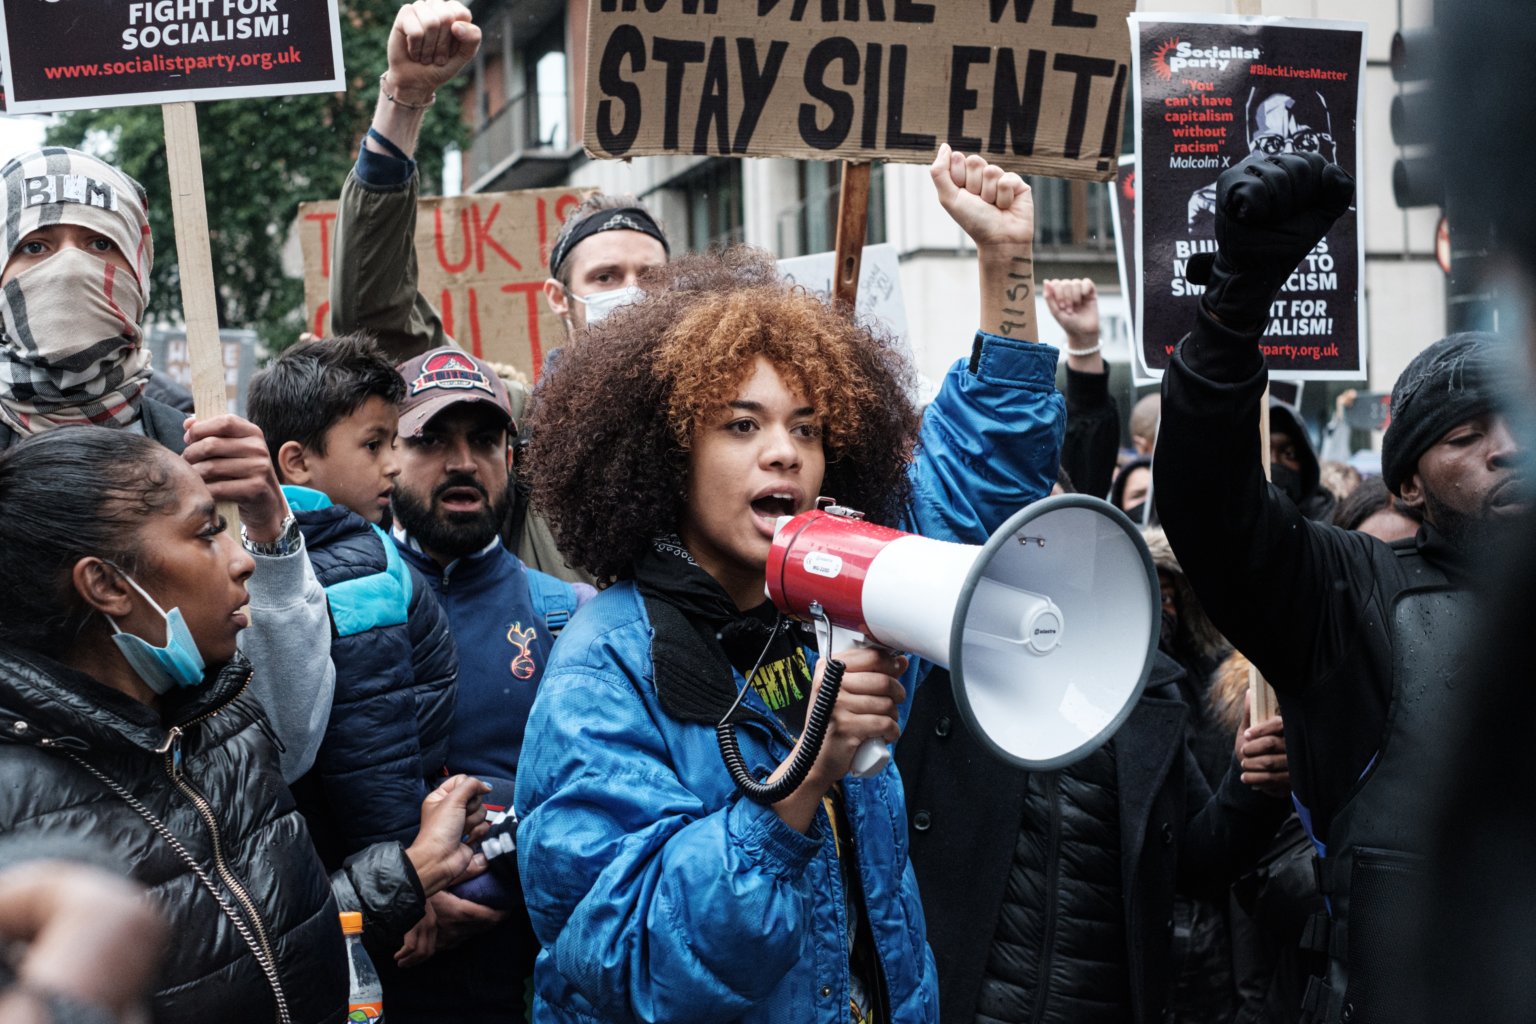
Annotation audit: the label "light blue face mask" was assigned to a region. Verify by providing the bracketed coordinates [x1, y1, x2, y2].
[106, 568, 206, 695]
[572, 285, 644, 325]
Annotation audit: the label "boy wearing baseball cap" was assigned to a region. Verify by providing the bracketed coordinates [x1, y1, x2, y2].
[246, 335, 459, 950]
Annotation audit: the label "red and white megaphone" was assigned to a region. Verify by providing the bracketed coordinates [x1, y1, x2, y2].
[767, 494, 1159, 775]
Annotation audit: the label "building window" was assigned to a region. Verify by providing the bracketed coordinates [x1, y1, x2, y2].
[524, 19, 566, 150]
[463, 1, 572, 190]
[678, 159, 746, 251]
[778, 162, 887, 257]
[474, 14, 508, 129]
[1025, 176, 1114, 252]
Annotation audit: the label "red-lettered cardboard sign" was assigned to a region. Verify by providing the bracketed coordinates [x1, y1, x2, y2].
[585, 0, 1137, 182]
[299, 187, 593, 379]
[0, 0, 344, 114]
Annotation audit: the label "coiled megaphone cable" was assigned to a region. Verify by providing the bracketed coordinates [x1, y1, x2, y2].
[716, 610, 847, 804]
[717, 657, 845, 805]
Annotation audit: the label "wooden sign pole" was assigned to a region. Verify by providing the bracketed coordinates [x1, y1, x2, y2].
[833, 161, 872, 312]
[162, 101, 239, 528]
[1250, 395, 1278, 723]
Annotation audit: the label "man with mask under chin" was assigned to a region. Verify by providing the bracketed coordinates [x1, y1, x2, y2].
[383, 347, 590, 1024]
[1154, 150, 1529, 1024]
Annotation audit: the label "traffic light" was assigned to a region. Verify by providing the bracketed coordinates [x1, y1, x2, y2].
[1389, 28, 1441, 209]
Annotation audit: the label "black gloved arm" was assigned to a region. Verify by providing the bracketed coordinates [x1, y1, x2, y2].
[1186, 152, 1355, 332]
[1179, 307, 1269, 384]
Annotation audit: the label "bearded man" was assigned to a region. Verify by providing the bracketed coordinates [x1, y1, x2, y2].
[1154, 151, 1525, 1024]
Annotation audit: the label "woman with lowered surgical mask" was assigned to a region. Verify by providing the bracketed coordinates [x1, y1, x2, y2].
[0, 147, 340, 788]
[0, 428, 491, 1024]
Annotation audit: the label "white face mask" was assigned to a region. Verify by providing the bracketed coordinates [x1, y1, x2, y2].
[571, 285, 644, 325]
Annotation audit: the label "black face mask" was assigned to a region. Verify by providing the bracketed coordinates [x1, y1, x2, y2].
[1158, 609, 1179, 654]
[1270, 463, 1305, 504]
[1123, 501, 1151, 526]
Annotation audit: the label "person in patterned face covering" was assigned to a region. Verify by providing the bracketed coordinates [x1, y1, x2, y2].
[0, 147, 348, 807]
[0, 147, 158, 439]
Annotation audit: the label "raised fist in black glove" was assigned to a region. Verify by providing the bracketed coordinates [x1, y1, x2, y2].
[1187, 152, 1355, 329]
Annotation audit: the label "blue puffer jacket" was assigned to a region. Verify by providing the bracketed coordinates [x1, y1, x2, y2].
[284, 486, 458, 868]
[515, 333, 1064, 1024]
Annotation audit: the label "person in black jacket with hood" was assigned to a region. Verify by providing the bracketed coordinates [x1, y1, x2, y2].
[1266, 400, 1336, 523]
[0, 428, 489, 1024]
[1154, 150, 1528, 1024]
[897, 467, 1288, 1024]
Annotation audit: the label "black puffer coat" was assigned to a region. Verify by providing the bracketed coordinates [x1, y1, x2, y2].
[285, 491, 457, 870]
[898, 656, 1287, 1024]
[0, 642, 348, 1024]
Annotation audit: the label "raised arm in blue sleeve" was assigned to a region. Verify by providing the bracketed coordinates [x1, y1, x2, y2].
[904, 332, 1066, 545]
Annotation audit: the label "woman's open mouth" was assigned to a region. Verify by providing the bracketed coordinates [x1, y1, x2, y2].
[751, 493, 799, 519]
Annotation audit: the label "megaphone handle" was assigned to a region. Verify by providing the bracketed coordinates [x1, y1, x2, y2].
[814, 620, 893, 780]
[848, 738, 892, 777]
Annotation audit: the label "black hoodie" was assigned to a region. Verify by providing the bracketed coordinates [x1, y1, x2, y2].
[1266, 400, 1336, 523]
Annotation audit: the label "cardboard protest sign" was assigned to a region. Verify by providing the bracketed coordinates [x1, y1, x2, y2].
[1342, 390, 1390, 431]
[0, 0, 343, 113]
[1131, 14, 1367, 380]
[779, 242, 937, 399]
[299, 186, 592, 379]
[586, 0, 1137, 182]
[778, 243, 910, 349]
[147, 326, 259, 415]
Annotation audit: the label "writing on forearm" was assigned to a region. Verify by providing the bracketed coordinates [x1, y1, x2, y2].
[996, 256, 1034, 336]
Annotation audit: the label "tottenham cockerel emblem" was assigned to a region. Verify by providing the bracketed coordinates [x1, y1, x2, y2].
[508, 622, 538, 680]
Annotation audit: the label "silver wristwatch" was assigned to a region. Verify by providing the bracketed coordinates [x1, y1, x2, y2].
[241, 512, 301, 557]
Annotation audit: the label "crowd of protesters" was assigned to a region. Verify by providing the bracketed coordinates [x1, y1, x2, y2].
[0, 1, 1531, 1023]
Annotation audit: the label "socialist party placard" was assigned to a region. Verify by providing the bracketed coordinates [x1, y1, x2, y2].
[1130, 15, 1367, 380]
[0, 0, 343, 113]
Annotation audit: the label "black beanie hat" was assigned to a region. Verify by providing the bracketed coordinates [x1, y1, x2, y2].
[1381, 332, 1499, 495]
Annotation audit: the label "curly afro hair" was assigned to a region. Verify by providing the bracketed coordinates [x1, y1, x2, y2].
[526, 246, 921, 584]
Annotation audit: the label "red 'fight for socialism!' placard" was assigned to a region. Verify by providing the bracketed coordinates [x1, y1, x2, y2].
[0, 0, 343, 113]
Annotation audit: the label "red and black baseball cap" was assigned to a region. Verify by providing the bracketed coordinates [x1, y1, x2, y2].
[396, 347, 513, 438]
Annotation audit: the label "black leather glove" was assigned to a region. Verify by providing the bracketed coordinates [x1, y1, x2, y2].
[1187, 152, 1355, 329]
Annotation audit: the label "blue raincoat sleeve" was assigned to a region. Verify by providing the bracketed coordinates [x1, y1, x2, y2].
[904, 332, 1066, 545]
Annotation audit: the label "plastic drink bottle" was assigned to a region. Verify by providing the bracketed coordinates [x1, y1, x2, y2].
[341, 911, 383, 1023]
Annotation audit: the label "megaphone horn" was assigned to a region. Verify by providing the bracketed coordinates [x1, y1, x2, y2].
[767, 495, 1159, 771]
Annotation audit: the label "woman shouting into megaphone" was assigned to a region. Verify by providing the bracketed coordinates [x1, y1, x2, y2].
[511, 146, 1063, 1024]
